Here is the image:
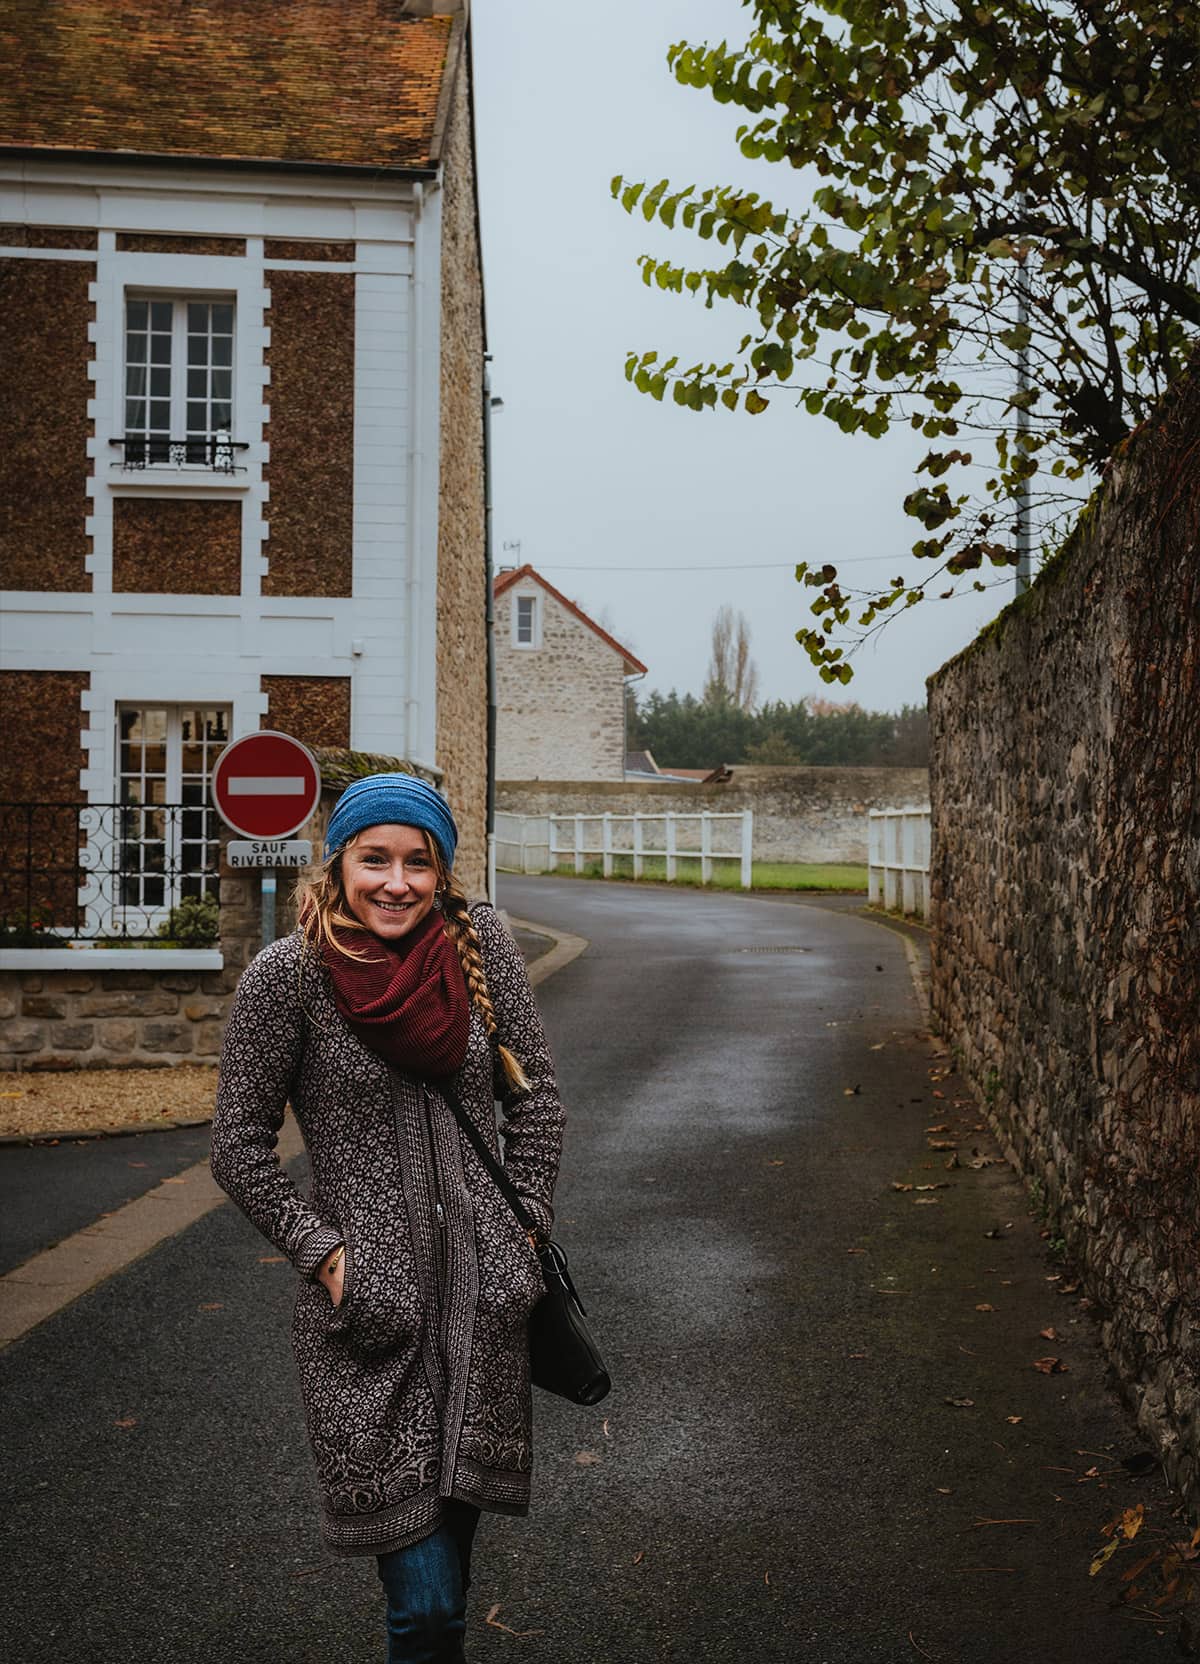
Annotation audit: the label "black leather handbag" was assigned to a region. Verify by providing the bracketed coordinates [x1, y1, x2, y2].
[443, 1091, 611, 1407]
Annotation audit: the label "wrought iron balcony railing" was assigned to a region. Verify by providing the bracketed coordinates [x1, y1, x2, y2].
[109, 434, 249, 473]
[0, 801, 221, 946]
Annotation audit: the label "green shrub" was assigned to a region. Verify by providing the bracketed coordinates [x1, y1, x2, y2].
[158, 894, 220, 947]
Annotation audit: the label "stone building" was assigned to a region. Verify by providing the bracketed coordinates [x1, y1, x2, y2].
[0, 0, 489, 1066]
[493, 565, 647, 781]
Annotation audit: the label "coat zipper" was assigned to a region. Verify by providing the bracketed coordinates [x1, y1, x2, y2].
[423, 1088, 447, 1312]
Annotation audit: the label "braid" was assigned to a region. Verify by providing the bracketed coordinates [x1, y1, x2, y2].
[440, 878, 530, 1093]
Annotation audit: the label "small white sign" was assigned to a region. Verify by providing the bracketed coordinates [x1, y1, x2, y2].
[227, 839, 313, 869]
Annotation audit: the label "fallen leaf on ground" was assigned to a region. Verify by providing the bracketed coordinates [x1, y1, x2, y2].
[1089, 1539, 1120, 1576]
[926, 1123, 950, 1133]
[575, 1450, 601, 1465]
[1005, 1415, 1023, 1424]
[984, 1228, 1001, 1239]
[163, 1177, 188, 1185]
[632, 1550, 644, 1565]
[935, 1487, 952, 1495]
[764, 1571, 771, 1585]
[932, 1090, 945, 1099]
[870, 1043, 886, 1050]
[847, 1248, 867, 1255]
[843, 1085, 862, 1096]
[113, 1417, 137, 1429]
[915, 1182, 949, 1191]
[199, 1302, 223, 1311]
[1033, 1357, 1068, 1374]
[928, 1140, 958, 1151]
[602, 1419, 610, 1438]
[259, 1255, 286, 1264]
[945, 1153, 960, 1170]
[766, 1159, 785, 1167]
[484, 1605, 542, 1638]
[975, 1303, 996, 1312]
[1120, 1505, 1145, 1541]
[127, 1161, 148, 1168]
[891, 1181, 914, 1192]
[1039, 1326, 1058, 1341]
[913, 1197, 940, 1205]
[945, 1397, 975, 1408]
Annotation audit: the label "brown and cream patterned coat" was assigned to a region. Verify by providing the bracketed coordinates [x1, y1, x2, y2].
[210, 904, 564, 1556]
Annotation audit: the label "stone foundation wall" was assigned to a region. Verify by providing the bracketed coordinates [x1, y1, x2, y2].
[928, 360, 1200, 1505]
[0, 833, 261, 1071]
[497, 766, 929, 864]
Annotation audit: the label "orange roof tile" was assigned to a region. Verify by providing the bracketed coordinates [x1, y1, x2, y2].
[494, 565, 649, 676]
[0, 1, 457, 172]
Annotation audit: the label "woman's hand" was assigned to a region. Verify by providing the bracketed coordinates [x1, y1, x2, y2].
[318, 1244, 346, 1307]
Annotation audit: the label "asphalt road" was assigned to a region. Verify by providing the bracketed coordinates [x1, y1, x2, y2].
[2, 877, 1179, 1663]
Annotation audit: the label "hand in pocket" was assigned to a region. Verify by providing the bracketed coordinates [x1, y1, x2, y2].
[319, 1244, 346, 1308]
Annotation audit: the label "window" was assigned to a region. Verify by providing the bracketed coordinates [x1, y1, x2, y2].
[514, 593, 538, 648]
[122, 296, 236, 467]
[115, 705, 228, 920]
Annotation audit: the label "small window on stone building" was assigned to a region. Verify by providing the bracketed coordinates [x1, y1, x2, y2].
[514, 593, 538, 648]
[121, 295, 237, 469]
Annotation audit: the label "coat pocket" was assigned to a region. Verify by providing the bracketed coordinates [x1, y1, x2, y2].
[324, 1234, 355, 1337]
[327, 1225, 425, 1359]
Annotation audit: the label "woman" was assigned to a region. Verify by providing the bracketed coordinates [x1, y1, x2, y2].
[210, 772, 565, 1662]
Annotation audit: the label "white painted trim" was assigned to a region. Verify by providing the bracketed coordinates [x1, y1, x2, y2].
[0, 949, 223, 971]
[407, 177, 443, 768]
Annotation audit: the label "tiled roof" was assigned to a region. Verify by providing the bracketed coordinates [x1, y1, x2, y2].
[0, 1, 457, 172]
[494, 565, 649, 676]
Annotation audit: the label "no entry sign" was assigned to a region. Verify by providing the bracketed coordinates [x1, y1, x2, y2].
[211, 730, 322, 840]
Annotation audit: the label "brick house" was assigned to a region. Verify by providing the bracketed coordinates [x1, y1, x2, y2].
[493, 565, 647, 781]
[0, 0, 490, 1067]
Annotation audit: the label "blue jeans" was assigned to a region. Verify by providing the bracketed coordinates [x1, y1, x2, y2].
[376, 1503, 481, 1663]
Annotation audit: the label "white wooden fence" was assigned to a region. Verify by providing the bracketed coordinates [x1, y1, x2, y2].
[494, 810, 754, 888]
[868, 805, 931, 920]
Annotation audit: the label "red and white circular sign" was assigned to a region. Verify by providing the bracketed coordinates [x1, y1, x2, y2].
[211, 730, 322, 840]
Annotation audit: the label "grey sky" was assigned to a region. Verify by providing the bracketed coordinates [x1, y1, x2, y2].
[472, 0, 1019, 713]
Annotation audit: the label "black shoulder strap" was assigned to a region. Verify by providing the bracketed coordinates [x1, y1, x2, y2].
[441, 1085, 537, 1237]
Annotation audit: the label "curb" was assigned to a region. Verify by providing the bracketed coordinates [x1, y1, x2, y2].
[0, 1113, 214, 1149]
[506, 914, 588, 988]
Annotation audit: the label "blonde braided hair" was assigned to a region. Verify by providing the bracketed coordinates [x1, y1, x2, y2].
[437, 874, 530, 1093]
[295, 830, 530, 1093]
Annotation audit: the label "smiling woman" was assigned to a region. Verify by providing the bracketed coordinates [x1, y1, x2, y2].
[209, 770, 565, 1663]
[340, 826, 439, 940]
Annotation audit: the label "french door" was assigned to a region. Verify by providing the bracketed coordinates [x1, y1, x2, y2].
[115, 705, 229, 922]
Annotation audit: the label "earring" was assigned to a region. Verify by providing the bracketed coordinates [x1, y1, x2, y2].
[432, 889, 444, 911]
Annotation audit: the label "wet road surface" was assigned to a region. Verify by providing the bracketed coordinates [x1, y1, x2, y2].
[1, 877, 1178, 1662]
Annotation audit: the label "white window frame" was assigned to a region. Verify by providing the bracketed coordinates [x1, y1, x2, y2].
[121, 291, 237, 470]
[512, 591, 541, 649]
[109, 703, 230, 930]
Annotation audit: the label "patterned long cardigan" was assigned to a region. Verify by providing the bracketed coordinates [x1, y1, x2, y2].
[210, 903, 565, 1556]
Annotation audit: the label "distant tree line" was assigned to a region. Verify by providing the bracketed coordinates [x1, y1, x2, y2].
[627, 688, 929, 770]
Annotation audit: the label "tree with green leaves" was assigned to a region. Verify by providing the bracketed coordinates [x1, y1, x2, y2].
[613, 0, 1200, 682]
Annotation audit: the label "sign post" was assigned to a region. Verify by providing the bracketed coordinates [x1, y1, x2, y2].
[211, 731, 323, 948]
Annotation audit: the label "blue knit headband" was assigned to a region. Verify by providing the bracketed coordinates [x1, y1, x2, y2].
[324, 773, 458, 869]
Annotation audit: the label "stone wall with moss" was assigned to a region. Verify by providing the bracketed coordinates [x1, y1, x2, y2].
[433, 64, 488, 900]
[928, 359, 1200, 1505]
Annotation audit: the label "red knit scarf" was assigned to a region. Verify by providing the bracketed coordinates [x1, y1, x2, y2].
[321, 909, 470, 1080]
